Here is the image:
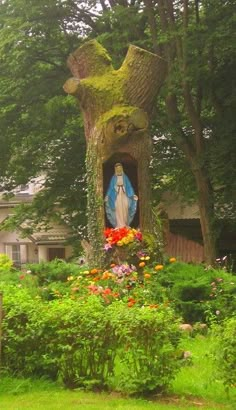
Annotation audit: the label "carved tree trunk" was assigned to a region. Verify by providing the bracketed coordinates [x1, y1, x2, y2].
[64, 40, 166, 266]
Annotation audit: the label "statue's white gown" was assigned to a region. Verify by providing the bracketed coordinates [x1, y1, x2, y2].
[115, 175, 129, 227]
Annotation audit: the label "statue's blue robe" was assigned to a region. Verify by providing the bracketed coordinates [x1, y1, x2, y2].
[105, 174, 137, 227]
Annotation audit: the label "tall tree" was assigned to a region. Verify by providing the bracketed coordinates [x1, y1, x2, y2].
[0, 0, 89, 239]
[0, 0, 235, 262]
[64, 39, 166, 264]
[143, 0, 236, 264]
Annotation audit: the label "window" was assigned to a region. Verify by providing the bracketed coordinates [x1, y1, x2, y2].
[11, 244, 21, 265]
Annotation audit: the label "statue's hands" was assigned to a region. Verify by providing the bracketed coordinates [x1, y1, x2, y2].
[104, 196, 108, 202]
[133, 195, 138, 201]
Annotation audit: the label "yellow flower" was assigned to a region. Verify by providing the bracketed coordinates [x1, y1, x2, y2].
[144, 273, 151, 279]
[154, 264, 164, 271]
[117, 241, 123, 246]
[67, 276, 74, 281]
[169, 257, 176, 263]
[140, 255, 150, 261]
[83, 270, 90, 275]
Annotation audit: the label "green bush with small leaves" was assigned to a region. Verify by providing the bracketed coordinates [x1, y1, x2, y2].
[0, 254, 13, 273]
[1, 284, 182, 393]
[26, 259, 82, 285]
[212, 317, 236, 391]
[108, 302, 181, 394]
[155, 262, 236, 323]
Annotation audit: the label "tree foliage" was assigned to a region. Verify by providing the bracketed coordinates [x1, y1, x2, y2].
[0, 0, 88, 237]
[0, 0, 235, 257]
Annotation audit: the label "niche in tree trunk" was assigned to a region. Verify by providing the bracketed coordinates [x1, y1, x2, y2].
[103, 154, 139, 228]
[63, 39, 167, 266]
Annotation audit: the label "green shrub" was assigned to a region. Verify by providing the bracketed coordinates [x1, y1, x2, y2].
[0, 254, 13, 273]
[26, 259, 82, 285]
[1, 285, 50, 376]
[1, 289, 116, 387]
[155, 263, 236, 323]
[212, 317, 236, 391]
[1, 285, 182, 393]
[109, 302, 182, 394]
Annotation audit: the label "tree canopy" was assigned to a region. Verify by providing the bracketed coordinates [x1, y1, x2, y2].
[0, 0, 235, 259]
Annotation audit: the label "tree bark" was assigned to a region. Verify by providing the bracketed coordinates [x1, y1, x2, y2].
[64, 40, 166, 266]
[193, 169, 217, 264]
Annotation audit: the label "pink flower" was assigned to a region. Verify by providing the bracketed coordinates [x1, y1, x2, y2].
[104, 243, 112, 251]
[135, 231, 142, 241]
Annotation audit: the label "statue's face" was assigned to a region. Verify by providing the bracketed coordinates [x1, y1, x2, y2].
[115, 165, 123, 176]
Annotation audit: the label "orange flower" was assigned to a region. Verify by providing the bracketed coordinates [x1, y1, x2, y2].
[144, 273, 151, 279]
[101, 271, 111, 280]
[155, 264, 164, 271]
[90, 268, 98, 275]
[103, 288, 112, 295]
[169, 257, 176, 263]
[110, 263, 116, 268]
[127, 298, 136, 308]
[139, 261, 146, 268]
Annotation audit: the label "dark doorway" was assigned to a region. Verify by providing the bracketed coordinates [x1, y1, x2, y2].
[48, 247, 65, 261]
[103, 153, 139, 228]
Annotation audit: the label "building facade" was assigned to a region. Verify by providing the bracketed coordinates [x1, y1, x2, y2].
[0, 181, 73, 266]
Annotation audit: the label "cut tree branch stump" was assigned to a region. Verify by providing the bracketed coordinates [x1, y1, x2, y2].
[64, 40, 167, 266]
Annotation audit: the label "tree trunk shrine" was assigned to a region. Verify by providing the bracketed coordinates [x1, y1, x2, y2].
[63, 40, 166, 266]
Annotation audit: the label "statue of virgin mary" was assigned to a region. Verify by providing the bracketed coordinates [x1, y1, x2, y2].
[105, 163, 138, 228]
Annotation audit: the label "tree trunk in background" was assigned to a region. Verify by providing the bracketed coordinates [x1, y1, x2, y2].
[194, 169, 217, 264]
[64, 40, 166, 266]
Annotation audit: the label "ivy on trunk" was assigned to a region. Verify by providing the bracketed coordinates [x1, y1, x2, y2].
[64, 40, 166, 265]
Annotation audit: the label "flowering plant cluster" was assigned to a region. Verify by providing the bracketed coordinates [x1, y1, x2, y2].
[111, 263, 137, 279]
[65, 257, 178, 308]
[104, 227, 142, 249]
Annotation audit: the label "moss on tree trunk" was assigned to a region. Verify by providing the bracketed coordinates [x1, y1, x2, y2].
[64, 40, 166, 266]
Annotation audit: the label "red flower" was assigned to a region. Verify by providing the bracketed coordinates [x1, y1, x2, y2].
[103, 288, 112, 295]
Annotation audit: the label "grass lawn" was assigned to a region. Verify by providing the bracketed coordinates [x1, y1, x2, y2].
[0, 335, 235, 410]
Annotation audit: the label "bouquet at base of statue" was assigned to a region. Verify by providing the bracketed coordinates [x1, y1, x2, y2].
[104, 227, 142, 250]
